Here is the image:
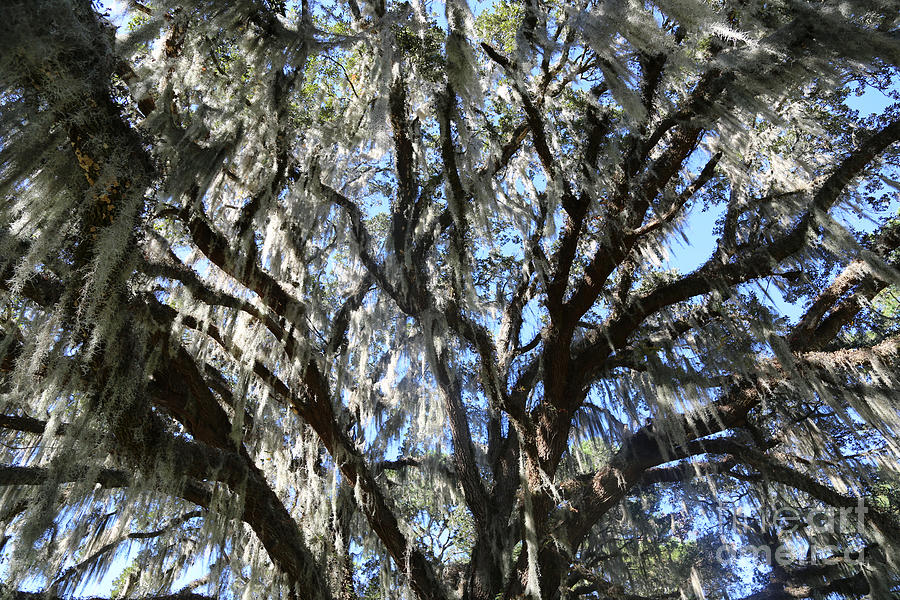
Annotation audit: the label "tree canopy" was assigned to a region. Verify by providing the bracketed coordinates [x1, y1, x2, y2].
[1, 0, 899, 599]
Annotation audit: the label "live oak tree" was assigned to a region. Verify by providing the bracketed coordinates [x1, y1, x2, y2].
[1, 0, 900, 599]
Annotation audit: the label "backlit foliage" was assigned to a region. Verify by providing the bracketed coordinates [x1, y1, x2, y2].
[1, 1, 899, 600]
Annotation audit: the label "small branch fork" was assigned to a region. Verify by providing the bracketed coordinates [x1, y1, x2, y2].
[3, 3, 900, 600]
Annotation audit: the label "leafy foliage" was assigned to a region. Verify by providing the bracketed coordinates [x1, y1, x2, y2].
[0, 1, 899, 600]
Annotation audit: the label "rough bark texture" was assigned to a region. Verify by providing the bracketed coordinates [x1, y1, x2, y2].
[1, 1, 900, 600]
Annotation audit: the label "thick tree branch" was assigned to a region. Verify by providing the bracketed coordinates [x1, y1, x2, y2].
[174, 198, 308, 333]
[573, 117, 900, 387]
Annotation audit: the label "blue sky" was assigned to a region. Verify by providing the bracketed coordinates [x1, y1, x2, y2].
[656, 85, 899, 323]
[63, 1, 900, 596]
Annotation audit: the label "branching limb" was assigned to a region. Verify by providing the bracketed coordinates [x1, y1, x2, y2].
[422, 330, 489, 528]
[573, 117, 900, 387]
[631, 151, 722, 237]
[696, 438, 899, 538]
[0, 465, 130, 488]
[172, 197, 309, 334]
[51, 510, 205, 593]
